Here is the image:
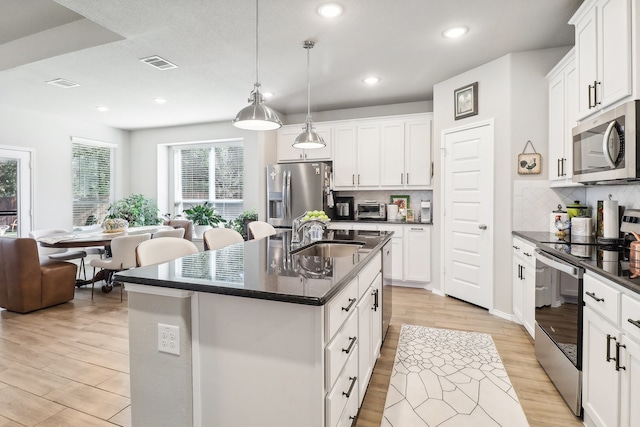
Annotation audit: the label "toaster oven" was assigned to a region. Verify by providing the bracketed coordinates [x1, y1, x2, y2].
[356, 201, 386, 220]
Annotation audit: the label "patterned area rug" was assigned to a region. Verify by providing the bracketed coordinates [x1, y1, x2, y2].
[382, 324, 529, 427]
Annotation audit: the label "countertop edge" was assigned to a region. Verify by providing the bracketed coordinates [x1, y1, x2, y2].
[116, 233, 392, 306]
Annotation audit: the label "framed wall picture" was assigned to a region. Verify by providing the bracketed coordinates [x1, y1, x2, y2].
[390, 195, 410, 210]
[454, 82, 478, 120]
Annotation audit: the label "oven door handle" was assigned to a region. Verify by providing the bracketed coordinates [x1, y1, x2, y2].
[534, 249, 581, 278]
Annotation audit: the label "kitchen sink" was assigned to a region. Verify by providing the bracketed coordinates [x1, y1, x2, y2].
[291, 241, 364, 257]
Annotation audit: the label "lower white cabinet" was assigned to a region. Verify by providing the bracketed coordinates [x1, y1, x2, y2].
[357, 272, 382, 405]
[583, 272, 640, 427]
[511, 237, 535, 337]
[330, 222, 432, 284]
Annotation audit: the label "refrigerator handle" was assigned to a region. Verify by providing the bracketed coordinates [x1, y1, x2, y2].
[281, 170, 287, 221]
[285, 171, 292, 220]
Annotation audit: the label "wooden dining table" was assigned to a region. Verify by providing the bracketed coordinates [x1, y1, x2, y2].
[37, 225, 174, 290]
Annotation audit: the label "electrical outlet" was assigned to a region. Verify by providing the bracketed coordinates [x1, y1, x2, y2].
[158, 323, 180, 356]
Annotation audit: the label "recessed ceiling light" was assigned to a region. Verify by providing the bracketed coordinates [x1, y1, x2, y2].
[363, 76, 380, 85]
[443, 26, 468, 39]
[154, 98, 167, 104]
[318, 3, 343, 18]
[95, 106, 109, 112]
[262, 92, 274, 98]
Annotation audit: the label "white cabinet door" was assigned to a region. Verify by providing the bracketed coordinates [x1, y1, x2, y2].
[333, 125, 358, 189]
[378, 224, 404, 282]
[404, 226, 431, 282]
[380, 120, 405, 186]
[512, 239, 524, 325]
[277, 127, 306, 162]
[598, 0, 632, 108]
[575, 5, 598, 119]
[620, 334, 640, 427]
[548, 71, 567, 181]
[405, 118, 431, 188]
[370, 274, 383, 360]
[522, 255, 536, 338]
[583, 306, 622, 427]
[356, 123, 380, 188]
[357, 292, 373, 406]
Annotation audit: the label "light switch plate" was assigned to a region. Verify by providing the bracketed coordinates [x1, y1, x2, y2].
[158, 323, 180, 356]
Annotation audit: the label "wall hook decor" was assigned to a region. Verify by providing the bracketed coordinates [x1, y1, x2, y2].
[517, 140, 542, 175]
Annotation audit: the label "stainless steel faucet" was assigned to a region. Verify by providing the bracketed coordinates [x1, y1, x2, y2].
[291, 212, 326, 245]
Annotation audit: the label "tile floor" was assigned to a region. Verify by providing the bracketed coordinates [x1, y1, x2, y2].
[382, 324, 530, 427]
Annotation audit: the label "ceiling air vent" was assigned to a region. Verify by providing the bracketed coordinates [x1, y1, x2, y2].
[139, 55, 178, 70]
[46, 78, 80, 88]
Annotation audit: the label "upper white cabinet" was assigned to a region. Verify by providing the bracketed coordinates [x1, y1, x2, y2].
[356, 122, 381, 188]
[381, 117, 432, 188]
[570, 0, 632, 120]
[547, 49, 577, 185]
[276, 124, 332, 163]
[333, 121, 381, 189]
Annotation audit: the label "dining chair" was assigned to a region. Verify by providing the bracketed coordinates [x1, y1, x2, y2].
[90, 233, 151, 301]
[203, 228, 244, 251]
[247, 221, 276, 240]
[152, 228, 185, 239]
[135, 237, 199, 267]
[163, 219, 194, 241]
[29, 229, 88, 279]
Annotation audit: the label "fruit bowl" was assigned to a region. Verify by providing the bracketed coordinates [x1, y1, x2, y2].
[301, 210, 330, 224]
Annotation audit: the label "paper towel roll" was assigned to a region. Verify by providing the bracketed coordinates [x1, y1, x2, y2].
[387, 204, 398, 221]
[603, 200, 619, 239]
[571, 217, 593, 236]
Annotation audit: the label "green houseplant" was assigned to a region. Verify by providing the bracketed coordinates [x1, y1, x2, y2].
[105, 194, 162, 227]
[183, 202, 226, 238]
[226, 208, 258, 240]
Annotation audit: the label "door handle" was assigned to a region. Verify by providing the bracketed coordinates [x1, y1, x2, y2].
[400, 173, 403, 184]
[606, 334, 616, 363]
[406, 173, 409, 184]
[557, 158, 561, 178]
[588, 83, 594, 109]
[615, 342, 626, 371]
[478, 224, 487, 230]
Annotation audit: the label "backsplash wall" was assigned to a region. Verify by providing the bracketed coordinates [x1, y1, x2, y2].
[514, 181, 640, 232]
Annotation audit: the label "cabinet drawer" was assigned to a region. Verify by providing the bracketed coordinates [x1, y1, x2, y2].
[326, 346, 358, 427]
[621, 293, 640, 341]
[326, 311, 358, 389]
[583, 273, 620, 323]
[326, 278, 358, 341]
[520, 241, 536, 266]
[336, 383, 359, 427]
[357, 252, 381, 298]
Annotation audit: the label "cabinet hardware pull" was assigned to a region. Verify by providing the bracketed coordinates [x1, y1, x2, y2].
[512, 245, 520, 250]
[586, 291, 604, 302]
[615, 342, 626, 371]
[358, 174, 360, 185]
[562, 158, 566, 176]
[557, 158, 561, 178]
[349, 415, 356, 421]
[524, 252, 532, 257]
[342, 336, 357, 354]
[407, 173, 409, 184]
[342, 376, 357, 398]
[628, 318, 640, 329]
[410, 227, 424, 231]
[352, 174, 355, 185]
[595, 81, 601, 106]
[478, 224, 487, 230]
[518, 265, 522, 280]
[401, 173, 403, 184]
[342, 298, 357, 312]
[606, 334, 616, 363]
[588, 83, 594, 109]
[372, 288, 379, 311]
[521, 265, 525, 280]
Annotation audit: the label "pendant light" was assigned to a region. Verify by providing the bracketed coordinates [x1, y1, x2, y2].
[232, 0, 282, 130]
[293, 40, 325, 149]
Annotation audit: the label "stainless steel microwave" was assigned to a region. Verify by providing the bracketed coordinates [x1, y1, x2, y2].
[572, 100, 640, 184]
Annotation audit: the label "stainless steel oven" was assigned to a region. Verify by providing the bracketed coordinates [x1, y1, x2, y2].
[534, 248, 584, 417]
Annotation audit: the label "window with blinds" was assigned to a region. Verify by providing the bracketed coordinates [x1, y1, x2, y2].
[71, 141, 114, 227]
[173, 141, 244, 221]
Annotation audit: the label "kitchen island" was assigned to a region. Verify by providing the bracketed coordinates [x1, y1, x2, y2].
[115, 228, 392, 427]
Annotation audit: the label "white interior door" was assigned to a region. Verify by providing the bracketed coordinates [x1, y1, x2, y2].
[0, 148, 32, 237]
[442, 121, 493, 310]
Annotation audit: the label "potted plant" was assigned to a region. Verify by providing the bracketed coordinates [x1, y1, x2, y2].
[183, 202, 226, 238]
[225, 208, 258, 240]
[105, 194, 162, 228]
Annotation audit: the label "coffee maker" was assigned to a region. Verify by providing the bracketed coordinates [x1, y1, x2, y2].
[334, 197, 354, 220]
[420, 200, 432, 223]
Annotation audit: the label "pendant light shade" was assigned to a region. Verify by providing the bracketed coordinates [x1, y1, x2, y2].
[232, 0, 282, 131]
[293, 41, 325, 149]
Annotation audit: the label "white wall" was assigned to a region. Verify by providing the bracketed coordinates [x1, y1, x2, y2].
[129, 122, 277, 220]
[433, 47, 568, 316]
[0, 105, 129, 232]
[285, 101, 433, 124]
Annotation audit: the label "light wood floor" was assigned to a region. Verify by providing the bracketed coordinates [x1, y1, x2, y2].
[356, 286, 584, 427]
[0, 285, 583, 426]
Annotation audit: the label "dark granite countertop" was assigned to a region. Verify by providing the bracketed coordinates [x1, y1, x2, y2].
[332, 219, 433, 225]
[115, 229, 392, 306]
[513, 231, 640, 295]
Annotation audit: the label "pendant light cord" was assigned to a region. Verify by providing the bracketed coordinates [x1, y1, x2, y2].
[255, 0, 259, 85]
[303, 41, 315, 122]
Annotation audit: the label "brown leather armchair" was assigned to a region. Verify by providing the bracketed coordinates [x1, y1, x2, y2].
[0, 238, 77, 313]
[163, 219, 194, 241]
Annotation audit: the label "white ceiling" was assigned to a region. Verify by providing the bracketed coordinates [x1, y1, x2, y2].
[0, 0, 582, 131]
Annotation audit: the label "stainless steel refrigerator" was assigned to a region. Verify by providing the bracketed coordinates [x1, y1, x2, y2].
[267, 162, 333, 228]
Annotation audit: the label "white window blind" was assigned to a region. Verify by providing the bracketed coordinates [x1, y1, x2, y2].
[72, 141, 114, 226]
[173, 141, 244, 221]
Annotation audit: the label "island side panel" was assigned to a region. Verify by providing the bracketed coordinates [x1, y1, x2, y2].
[197, 292, 325, 427]
[128, 290, 194, 427]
